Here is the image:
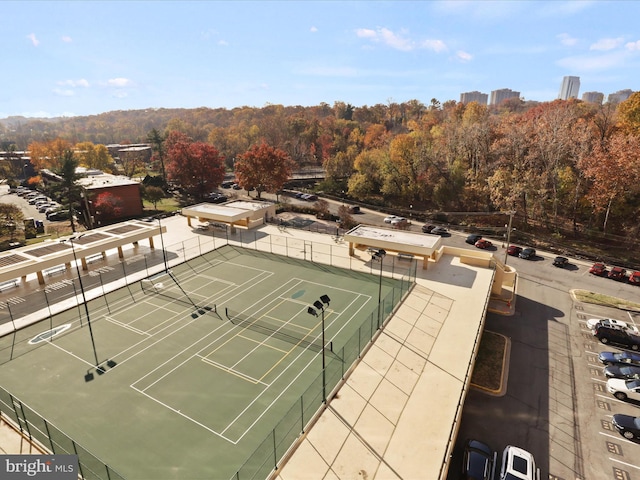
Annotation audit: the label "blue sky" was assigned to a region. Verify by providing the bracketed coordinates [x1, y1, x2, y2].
[2, 0, 638, 118]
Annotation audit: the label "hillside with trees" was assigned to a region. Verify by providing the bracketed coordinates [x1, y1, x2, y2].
[1, 94, 640, 264]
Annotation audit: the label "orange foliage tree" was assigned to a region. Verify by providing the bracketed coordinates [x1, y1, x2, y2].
[234, 142, 295, 199]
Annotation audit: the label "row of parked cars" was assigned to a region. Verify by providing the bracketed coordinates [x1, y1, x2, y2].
[11, 187, 68, 221]
[589, 262, 640, 285]
[590, 317, 640, 440]
[462, 440, 540, 480]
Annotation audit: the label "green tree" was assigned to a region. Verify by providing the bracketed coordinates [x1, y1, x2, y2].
[52, 150, 84, 232]
[147, 128, 167, 182]
[142, 185, 165, 210]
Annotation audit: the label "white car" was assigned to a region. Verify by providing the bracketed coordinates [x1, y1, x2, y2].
[606, 378, 640, 401]
[499, 445, 539, 480]
[587, 318, 639, 335]
[390, 217, 408, 226]
[384, 215, 401, 223]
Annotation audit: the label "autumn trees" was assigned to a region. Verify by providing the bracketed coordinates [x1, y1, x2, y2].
[234, 142, 295, 199]
[165, 132, 225, 201]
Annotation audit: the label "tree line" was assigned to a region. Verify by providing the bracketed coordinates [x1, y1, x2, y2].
[1, 94, 640, 245]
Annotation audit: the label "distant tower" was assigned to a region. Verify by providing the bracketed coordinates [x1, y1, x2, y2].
[460, 91, 488, 105]
[607, 89, 634, 104]
[559, 76, 580, 100]
[489, 89, 520, 106]
[582, 91, 604, 104]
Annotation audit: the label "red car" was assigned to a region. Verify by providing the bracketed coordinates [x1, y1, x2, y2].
[630, 272, 640, 286]
[507, 245, 522, 256]
[475, 239, 493, 249]
[589, 263, 607, 276]
[608, 267, 627, 281]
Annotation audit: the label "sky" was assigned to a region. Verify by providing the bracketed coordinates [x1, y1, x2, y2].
[1, 0, 639, 119]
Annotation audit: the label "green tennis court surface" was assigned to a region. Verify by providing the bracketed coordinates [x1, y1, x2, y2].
[0, 245, 413, 479]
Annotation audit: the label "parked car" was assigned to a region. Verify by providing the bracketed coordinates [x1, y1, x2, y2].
[519, 248, 536, 260]
[586, 318, 639, 335]
[606, 378, 640, 401]
[390, 217, 409, 228]
[599, 351, 640, 367]
[47, 210, 70, 221]
[38, 202, 57, 213]
[629, 271, 640, 286]
[499, 445, 540, 480]
[475, 239, 493, 249]
[384, 215, 402, 224]
[204, 193, 227, 204]
[608, 266, 628, 281]
[507, 245, 522, 256]
[431, 226, 448, 236]
[422, 224, 435, 233]
[589, 262, 607, 276]
[28, 195, 48, 205]
[612, 414, 640, 440]
[552, 256, 569, 268]
[348, 206, 360, 214]
[462, 439, 496, 480]
[593, 324, 640, 350]
[603, 364, 640, 380]
[466, 234, 483, 245]
[220, 181, 234, 188]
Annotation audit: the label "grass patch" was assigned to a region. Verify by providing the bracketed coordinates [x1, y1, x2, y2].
[573, 290, 640, 311]
[471, 330, 506, 391]
[143, 197, 180, 213]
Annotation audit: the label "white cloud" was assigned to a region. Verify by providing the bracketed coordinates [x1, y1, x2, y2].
[557, 33, 578, 46]
[590, 37, 624, 51]
[106, 78, 131, 87]
[58, 79, 89, 88]
[218, 40, 228, 46]
[61, 36, 72, 43]
[310, 26, 318, 33]
[53, 88, 74, 97]
[111, 90, 128, 98]
[456, 50, 472, 62]
[556, 51, 627, 71]
[356, 27, 447, 53]
[27, 33, 39, 46]
[626, 40, 640, 51]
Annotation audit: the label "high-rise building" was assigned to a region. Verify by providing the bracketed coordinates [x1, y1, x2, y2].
[582, 91, 604, 104]
[559, 76, 580, 100]
[460, 91, 488, 105]
[607, 89, 634, 104]
[489, 89, 520, 106]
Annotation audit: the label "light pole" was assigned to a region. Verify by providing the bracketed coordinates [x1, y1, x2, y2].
[503, 211, 516, 265]
[371, 249, 386, 328]
[307, 294, 331, 403]
[62, 235, 99, 366]
[155, 215, 168, 272]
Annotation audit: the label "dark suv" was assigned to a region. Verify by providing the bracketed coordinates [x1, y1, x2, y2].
[594, 324, 640, 351]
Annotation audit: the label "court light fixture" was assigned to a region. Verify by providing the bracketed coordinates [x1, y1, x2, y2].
[307, 294, 331, 403]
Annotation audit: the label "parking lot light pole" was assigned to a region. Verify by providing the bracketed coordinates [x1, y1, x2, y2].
[503, 211, 516, 266]
[63, 235, 99, 366]
[307, 294, 331, 403]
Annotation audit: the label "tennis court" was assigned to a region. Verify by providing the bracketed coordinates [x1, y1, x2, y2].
[0, 245, 414, 479]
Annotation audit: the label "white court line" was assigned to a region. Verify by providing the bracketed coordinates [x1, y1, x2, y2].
[198, 355, 269, 386]
[104, 316, 149, 336]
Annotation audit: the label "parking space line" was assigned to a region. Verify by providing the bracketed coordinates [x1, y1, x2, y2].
[609, 457, 640, 470]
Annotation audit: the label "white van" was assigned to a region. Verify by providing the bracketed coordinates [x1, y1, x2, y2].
[499, 445, 540, 480]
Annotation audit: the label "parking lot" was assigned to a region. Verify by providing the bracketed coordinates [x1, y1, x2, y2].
[450, 251, 640, 480]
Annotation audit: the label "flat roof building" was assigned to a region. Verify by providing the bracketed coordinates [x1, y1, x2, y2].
[460, 91, 488, 105]
[582, 91, 604, 104]
[490, 88, 520, 106]
[559, 76, 580, 100]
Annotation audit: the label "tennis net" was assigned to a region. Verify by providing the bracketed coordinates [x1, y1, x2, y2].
[225, 308, 330, 353]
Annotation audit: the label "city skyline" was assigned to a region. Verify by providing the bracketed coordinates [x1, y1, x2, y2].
[1, 1, 639, 119]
